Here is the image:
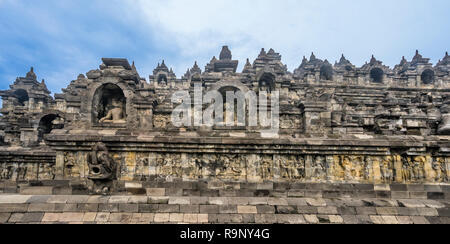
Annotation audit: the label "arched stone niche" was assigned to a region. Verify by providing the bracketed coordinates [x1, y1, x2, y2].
[370, 68, 384, 83]
[13, 89, 29, 106]
[258, 73, 276, 93]
[92, 83, 127, 125]
[157, 74, 168, 84]
[320, 64, 333, 81]
[208, 80, 251, 127]
[421, 69, 435, 85]
[38, 114, 64, 143]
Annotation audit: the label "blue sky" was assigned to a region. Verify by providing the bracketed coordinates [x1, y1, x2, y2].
[0, 0, 449, 94]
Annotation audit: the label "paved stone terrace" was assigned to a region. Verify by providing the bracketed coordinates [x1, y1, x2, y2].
[0, 182, 449, 224]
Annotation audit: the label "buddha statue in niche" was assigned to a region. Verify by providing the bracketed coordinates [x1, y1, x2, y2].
[99, 98, 126, 124]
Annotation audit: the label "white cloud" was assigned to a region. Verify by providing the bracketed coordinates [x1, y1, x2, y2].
[123, 0, 449, 74]
[1, 0, 448, 93]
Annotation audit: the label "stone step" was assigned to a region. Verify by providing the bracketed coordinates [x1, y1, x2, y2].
[2, 182, 449, 201]
[0, 194, 448, 224]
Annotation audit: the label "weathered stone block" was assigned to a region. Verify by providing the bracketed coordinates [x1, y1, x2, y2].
[157, 204, 180, 213]
[276, 205, 297, 214]
[146, 188, 165, 196]
[180, 205, 200, 213]
[237, 206, 257, 214]
[138, 204, 158, 213]
[98, 203, 119, 212]
[20, 186, 53, 195]
[28, 203, 56, 212]
[119, 203, 139, 213]
[200, 205, 219, 214]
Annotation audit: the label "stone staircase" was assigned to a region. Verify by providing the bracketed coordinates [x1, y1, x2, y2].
[0, 181, 449, 224]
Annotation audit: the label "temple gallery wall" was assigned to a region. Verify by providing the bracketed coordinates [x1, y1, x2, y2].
[1, 46, 450, 194]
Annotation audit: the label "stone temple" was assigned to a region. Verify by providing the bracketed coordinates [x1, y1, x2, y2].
[0, 46, 449, 224]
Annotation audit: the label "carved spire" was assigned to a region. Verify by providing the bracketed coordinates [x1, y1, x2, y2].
[310, 52, 316, 61]
[26, 67, 37, 80]
[302, 56, 308, 62]
[438, 51, 450, 66]
[183, 68, 191, 79]
[190, 61, 202, 74]
[338, 54, 351, 65]
[219, 46, 232, 60]
[258, 48, 267, 57]
[243, 58, 253, 73]
[413, 50, 422, 60]
[160, 60, 167, 69]
[400, 56, 407, 65]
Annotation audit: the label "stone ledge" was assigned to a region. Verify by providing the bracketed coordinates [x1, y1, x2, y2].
[0, 193, 448, 224]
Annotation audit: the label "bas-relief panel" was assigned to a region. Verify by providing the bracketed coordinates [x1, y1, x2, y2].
[51, 152, 450, 184]
[0, 162, 55, 181]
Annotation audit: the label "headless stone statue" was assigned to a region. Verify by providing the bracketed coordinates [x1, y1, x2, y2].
[99, 98, 126, 124]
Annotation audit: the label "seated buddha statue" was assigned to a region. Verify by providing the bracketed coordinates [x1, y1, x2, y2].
[99, 98, 126, 124]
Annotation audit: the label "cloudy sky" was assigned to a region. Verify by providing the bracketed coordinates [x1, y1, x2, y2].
[0, 0, 449, 93]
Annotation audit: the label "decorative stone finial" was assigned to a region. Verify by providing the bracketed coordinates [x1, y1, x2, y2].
[258, 48, 267, 58]
[219, 46, 232, 60]
[26, 67, 37, 80]
[370, 55, 377, 64]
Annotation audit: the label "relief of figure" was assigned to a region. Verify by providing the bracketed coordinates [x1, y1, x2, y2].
[412, 156, 426, 181]
[87, 143, 116, 180]
[99, 98, 126, 124]
[0, 164, 13, 180]
[64, 152, 77, 177]
[312, 156, 326, 180]
[192, 155, 207, 179]
[87, 143, 117, 195]
[401, 157, 413, 181]
[218, 154, 242, 180]
[432, 158, 445, 182]
[381, 156, 394, 182]
[156, 155, 170, 177]
[295, 156, 306, 179]
[364, 157, 373, 181]
[279, 156, 295, 179]
[43, 164, 56, 180]
[171, 157, 183, 178]
[15, 163, 28, 181]
[135, 156, 149, 181]
[340, 156, 353, 180]
[259, 157, 273, 180]
[350, 156, 365, 180]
